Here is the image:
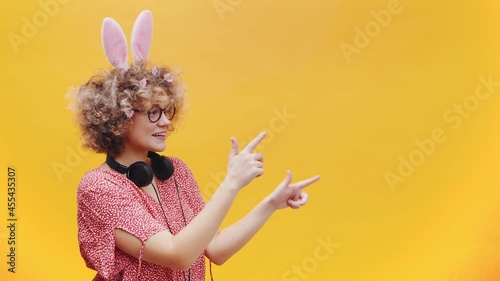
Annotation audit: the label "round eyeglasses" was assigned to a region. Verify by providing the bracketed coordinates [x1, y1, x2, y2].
[134, 105, 176, 123]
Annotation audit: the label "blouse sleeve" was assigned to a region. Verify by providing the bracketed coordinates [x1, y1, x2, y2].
[77, 172, 166, 280]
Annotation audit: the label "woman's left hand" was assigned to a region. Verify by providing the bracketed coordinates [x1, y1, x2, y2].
[268, 171, 320, 210]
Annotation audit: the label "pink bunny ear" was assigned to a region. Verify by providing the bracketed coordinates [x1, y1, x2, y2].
[102, 18, 129, 69]
[131, 10, 153, 62]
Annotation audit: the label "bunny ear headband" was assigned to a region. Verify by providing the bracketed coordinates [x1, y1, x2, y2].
[101, 10, 153, 70]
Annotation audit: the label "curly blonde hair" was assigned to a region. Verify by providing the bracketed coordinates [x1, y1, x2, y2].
[68, 61, 185, 157]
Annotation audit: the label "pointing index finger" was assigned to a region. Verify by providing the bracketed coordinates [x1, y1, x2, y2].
[291, 175, 321, 190]
[242, 132, 267, 153]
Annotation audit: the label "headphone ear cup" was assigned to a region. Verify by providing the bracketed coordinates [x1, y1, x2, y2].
[127, 161, 154, 188]
[151, 155, 174, 180]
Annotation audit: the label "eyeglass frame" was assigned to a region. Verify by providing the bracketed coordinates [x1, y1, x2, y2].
[133, 105, 176, 123]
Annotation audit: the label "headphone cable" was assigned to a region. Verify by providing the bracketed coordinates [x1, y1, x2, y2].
[152, 179, 191, 281]
[173, 177, 190, 281]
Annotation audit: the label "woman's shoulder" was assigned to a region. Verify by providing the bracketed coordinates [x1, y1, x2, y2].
[167, 156, 195, 175]
[168, 156, 187, 168]
[77, 168, 128, 195]
[79, 168, 114, 184]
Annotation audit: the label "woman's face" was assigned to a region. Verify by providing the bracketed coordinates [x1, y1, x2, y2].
[124, 105, 172, 154]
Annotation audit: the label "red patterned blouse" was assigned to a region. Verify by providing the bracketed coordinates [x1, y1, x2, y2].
[77, 157, 206, 281]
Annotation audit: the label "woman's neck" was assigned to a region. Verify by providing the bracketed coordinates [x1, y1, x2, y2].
[114, 147, 150, 167]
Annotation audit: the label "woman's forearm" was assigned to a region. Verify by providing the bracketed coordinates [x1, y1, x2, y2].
[206, 195, 276, 265]
[169, 179, 240, 268]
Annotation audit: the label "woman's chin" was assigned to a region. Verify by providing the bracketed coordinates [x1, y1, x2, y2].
[149, 143, 167, 152]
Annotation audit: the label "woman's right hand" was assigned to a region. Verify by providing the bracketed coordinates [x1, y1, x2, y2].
[224, 132, 267, 191]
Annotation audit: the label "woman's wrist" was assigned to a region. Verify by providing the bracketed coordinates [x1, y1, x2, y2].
[262, 195, 278, 213]
[218, 177, 240, 196]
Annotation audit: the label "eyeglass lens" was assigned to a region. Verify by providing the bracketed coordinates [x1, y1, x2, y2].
[147, 106, 176, 122]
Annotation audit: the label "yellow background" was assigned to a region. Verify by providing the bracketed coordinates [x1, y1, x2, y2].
[1, 0, 499, 280]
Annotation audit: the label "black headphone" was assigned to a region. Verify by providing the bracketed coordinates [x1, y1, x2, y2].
[106, 151, 175, 187]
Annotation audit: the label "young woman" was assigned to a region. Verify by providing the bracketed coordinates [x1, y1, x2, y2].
[71, 10, 320, 281]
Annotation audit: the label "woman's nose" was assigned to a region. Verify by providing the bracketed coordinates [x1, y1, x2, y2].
[157, 111, 171, 126]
